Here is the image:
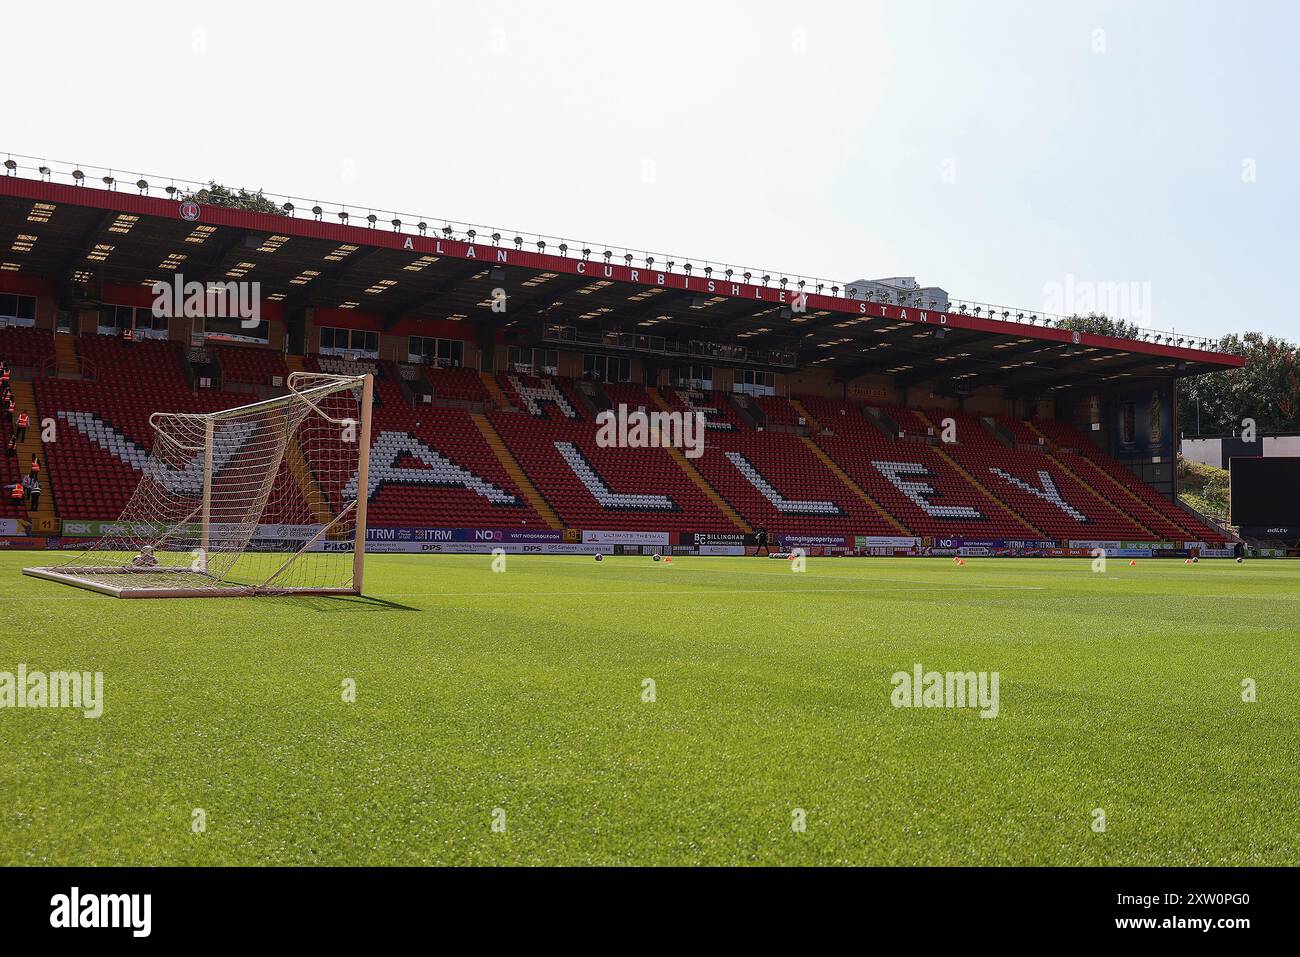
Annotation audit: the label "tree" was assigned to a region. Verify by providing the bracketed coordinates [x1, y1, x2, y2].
[1054, 312, 1141, 340]
[187, 182, 287, 216]
[1178, 332, 1300, 435]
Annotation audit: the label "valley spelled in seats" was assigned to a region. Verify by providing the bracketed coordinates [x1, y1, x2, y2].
[15, 334, 1228, 547]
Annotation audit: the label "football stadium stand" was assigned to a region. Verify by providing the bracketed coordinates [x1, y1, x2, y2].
[16, 343, 1234, 546]
[0, 154, 1240, 554]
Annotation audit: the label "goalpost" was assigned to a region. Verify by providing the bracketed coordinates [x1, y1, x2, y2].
[24, 372, 373, 598]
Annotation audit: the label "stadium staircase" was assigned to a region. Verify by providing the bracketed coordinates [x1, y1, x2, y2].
[480, 372, 512, 410]
[283, 435, 334, 526]
[54, 332, 80, 377]
[471, 413, 563, 529]
[788, 398, 821, 433]
[644, 386, 672, 414]
[8, 379, 56, 532]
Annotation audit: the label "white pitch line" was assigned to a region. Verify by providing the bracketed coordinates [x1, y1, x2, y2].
[368, 582, 1046, 598]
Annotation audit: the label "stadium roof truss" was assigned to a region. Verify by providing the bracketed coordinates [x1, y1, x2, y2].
[0, 173, 1242, 396]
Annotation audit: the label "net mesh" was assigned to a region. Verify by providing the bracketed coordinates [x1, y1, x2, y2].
[31, 372, 367, 596]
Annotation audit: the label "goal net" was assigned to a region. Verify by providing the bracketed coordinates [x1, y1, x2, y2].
[24, 372, 373, 598]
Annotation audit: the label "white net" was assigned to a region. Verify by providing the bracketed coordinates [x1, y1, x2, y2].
[27, 372, 370, 597]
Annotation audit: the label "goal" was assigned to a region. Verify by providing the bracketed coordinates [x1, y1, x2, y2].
[24, 372, 373, 598]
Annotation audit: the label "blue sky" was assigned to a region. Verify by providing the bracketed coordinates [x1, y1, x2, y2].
[6, 0, 1297, 340]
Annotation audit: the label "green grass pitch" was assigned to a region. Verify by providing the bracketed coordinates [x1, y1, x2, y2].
[0, 552, 1295, 866]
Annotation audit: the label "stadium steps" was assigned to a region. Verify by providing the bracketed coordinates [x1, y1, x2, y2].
[927, 439, 1048, 538]
[800, 436, 912, 535]
[1023, 420, 1061, 450]
[645, 386, 673, 413]
[480, 372, 513, 410]
[9, 379, 57, 532]
[285, 355, 306, 376]
[283, 436, 334, 526]
[470, 413, 563, 529]
[53, 332, 80, 378]
[788, 398, 822, 433]
[1042, 449, 1159, 539]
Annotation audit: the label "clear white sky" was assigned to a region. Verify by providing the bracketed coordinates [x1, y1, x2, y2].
[6, 0, 1297, 340]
